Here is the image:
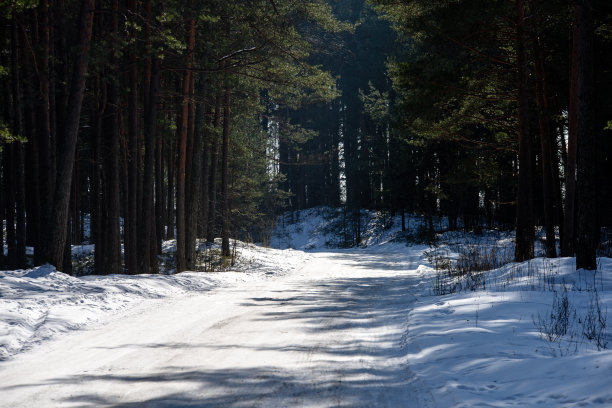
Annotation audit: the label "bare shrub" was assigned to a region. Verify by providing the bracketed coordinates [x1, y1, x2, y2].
[581, 290, 608, 350]
[427, 236, 511, 295]
[533, 287, 580, 356]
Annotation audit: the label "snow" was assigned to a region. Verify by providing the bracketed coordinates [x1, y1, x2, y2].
[0, 243, 309, 360]
[0, 209, 611, 407]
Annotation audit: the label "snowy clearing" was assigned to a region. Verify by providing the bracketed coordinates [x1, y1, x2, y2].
[1, 211, 612, 406]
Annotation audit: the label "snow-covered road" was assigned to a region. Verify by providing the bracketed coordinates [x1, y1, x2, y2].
[0, 250, 434, 407]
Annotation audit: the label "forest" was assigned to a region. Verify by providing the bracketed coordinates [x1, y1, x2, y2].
[0, 0, 610, 275]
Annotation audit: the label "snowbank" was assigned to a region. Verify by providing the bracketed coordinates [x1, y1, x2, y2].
[0, 242, 309, 360]
[408, 242, 612, 407]
[270, 206, 443, 250]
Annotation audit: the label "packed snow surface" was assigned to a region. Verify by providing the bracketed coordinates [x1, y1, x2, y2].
[1, 210, 611, 407]
[0, 243, 308, 360]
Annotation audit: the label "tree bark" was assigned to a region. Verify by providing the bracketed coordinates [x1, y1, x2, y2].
[155, 131, 164, 254]
[139, 56, 160, 274]
[186, 77, 206, 269]
[34, 0, 53, 266]
[166, 137, 175, 240]
[43, 0, 94, 270]
[103, 0, 122, 276]
[575, 0, 597, 270]
[514, 0, 534, 262]
[533, 32, 557, 258]
[176, 16, 196, 272]
[563, 5, 580, 257]
[4, 145, 16, 269]
[10, 11, 26, 269]
[91, 81, 104, 275]
[206, 93, 222, 244]
[23, 62, 40, 250]
[126, 0, 138, 275]
[198, 103, 211, 239]
[221, 77, 231, 257]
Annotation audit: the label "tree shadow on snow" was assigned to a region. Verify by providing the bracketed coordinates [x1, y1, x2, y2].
[2, 251, 432, 407]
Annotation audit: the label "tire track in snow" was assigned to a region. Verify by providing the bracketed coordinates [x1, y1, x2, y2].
[0, 248, 437, 407]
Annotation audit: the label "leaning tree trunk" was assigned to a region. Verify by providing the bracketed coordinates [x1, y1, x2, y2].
[575, 0, 597, 270]
[44, 0, 94, 270]
[514, 0, 534, 262]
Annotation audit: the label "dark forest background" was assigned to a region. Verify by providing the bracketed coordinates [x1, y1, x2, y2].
[0, 0, 609, 274]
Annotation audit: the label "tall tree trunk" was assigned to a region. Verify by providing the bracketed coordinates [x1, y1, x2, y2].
[514, 0, 534, 262]
[15, 141, 26, 269]
[575, 0, 597, 270]
[206, 93, 222, 244]
[330, 101, 341, 207]
[139, 56, 160, 274]
[34, 0, 53, 266]
[166, 137, 175, 240]
[90, 3, 104, 275]
[155, 132, 164, 254]
[104, 0, 122, 276]
[71, 163, 80, 244]
[10, 11, 26, 269]
[176, 16, 196, 272]
[4, 145, 16, 269]
[533, 32, 557, 258]
[186, 77, 206, 269]
[185, 74, 195, 211]
[43, 0, 95, 270]
[63, 215, 72, 274]
[1, 62, 12, 265]
[92, 84, 104, 275]
[23, 65, 40, 249]
[0, 154, 3, 268]
[126, 0, 138, 275]
[221, 77, 231, 257]
[198, 103, 211, 239]
[563, 5, 580, 257]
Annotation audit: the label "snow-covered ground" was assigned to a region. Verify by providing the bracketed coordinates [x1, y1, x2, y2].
[1, 209, 611, 407]
[0, 243, 309, 360]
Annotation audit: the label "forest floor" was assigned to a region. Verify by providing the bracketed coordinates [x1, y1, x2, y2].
[1, 209, 612, 407]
